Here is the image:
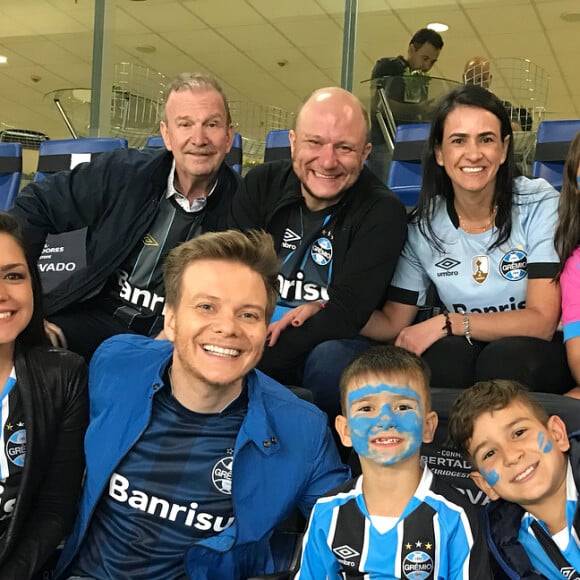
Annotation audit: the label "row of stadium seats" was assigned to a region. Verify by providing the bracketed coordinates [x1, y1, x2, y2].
[2, 120, 580, 214]
[387, 118, 580, 206]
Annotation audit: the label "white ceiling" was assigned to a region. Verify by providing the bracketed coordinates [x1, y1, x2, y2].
[0, 0, 578, 141]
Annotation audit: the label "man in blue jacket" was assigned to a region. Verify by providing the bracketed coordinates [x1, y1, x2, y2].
[11, 73, 239, 360]
[56, 229, 349, 580]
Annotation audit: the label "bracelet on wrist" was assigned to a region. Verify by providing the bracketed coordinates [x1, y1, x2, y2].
[460, 309, 474, 346]
[442, 311, 452, 337]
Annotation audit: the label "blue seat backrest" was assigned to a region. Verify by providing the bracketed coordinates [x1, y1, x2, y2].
[33, 138, 128, 293]
[532, 120, 580, 191]
[146, 133, 243, 175]
[387, 123, 430, 207]
[227, 132, 243, 174]
[264, 129, 291, 162]
[34, 137, 128, 182]
[0, 142, 22, 211]
[145, 135, 164, 148]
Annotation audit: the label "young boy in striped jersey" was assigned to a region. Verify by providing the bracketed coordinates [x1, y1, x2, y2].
[295, 345, 492, 579]
[448, 380, 580, 579]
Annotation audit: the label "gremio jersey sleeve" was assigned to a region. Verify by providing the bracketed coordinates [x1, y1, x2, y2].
[389, 177, 559, 314]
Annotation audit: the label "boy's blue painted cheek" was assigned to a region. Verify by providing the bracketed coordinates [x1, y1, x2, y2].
[480, 466, 500, 487]
[537, 431, 553, 453]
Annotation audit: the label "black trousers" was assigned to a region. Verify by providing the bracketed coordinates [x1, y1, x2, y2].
[423, 333, 575, 394]
[48, 299, 136, 362]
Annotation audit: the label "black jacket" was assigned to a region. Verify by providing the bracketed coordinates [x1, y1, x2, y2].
[0, 346, 88, 579]
[231, 160, 407, 378]
[11, 148, 240, 316]
[485, 432, 580, 579]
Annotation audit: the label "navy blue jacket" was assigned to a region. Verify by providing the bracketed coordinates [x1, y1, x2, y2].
[11, 148, 240, 316]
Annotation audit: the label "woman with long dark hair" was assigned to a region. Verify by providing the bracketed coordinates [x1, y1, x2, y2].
[0, 212, 88, 578]
[555, 131, 580, 395]
[362, 84, 573, 392]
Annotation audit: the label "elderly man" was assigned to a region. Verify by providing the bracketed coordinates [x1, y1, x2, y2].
[231, 88, 407, 401]
[11, 73, 239, 360]
[55, 229, 348, 579]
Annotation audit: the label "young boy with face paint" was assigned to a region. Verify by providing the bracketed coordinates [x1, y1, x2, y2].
[295, 345, 492, 580]
[448, 379, 580, 579]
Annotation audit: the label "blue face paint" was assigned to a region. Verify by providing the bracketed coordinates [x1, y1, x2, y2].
[537, 431, 553, 453]
[346, 383, 424, 466]
[577, 176, 580, 188]
[480, 465, 499, 487]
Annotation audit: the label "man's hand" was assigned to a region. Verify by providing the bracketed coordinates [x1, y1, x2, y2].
[394, 315, 445, 355]
[267, 302, 325, 347]
[44, 320, 68, 348]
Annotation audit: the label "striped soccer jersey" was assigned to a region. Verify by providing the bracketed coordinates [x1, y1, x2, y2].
[296, 466, 491, 579]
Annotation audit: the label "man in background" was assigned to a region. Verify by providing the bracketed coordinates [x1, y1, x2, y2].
[368, 28, 445, 182]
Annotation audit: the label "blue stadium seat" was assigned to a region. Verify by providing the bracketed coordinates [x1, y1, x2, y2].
[264, 129, 291, 162]
[145, 135, 164, 148]
[386, 123, 430, 207]
[146, 132, 243, 175]
[227, 132, 243, 174]
[33, 138, 128, 293]
[0, 142, 22, 210]
[34, 137, 128, 182]
[532, 120, 580, 191]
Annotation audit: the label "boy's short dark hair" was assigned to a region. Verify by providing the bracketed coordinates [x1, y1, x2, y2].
[410, 28, 444, 50]
[339, 345, 431, 413]
[448, 380, 550, 461]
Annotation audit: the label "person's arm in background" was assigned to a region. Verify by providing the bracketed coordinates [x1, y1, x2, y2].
[0, 356, 88, 579]
[360, 230, 430, 348]
[260, 192, 407, 377]
[561, 247, 580, 386]
[10, 150, 122, 262]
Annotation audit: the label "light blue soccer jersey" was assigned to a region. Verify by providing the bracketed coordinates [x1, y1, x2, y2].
[518, 461, 580, 578]
[389, 177, 559, 314]
[296, 466, 491, 579]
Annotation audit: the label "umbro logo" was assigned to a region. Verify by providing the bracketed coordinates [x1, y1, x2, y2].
[435, 257, 460, 278]
[333, 545, 360, 560]
[283, 228, 301, 243]
[282, 228, 301, 250]
[560, 568, 577, 579]
[143, 234, 159, 246]
[435, 258, 460, 270]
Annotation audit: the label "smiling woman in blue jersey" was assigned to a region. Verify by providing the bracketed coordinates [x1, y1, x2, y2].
[0, 212, 88, 579]
[362, 84, 574, 393]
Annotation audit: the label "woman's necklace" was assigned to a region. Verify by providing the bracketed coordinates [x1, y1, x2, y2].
[457, 205, 498, 234]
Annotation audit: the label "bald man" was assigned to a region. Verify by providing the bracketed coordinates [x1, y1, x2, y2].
[463, 56, 492, 89]
[231, 87, 407, 389]
[462, 56, 532, 131]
